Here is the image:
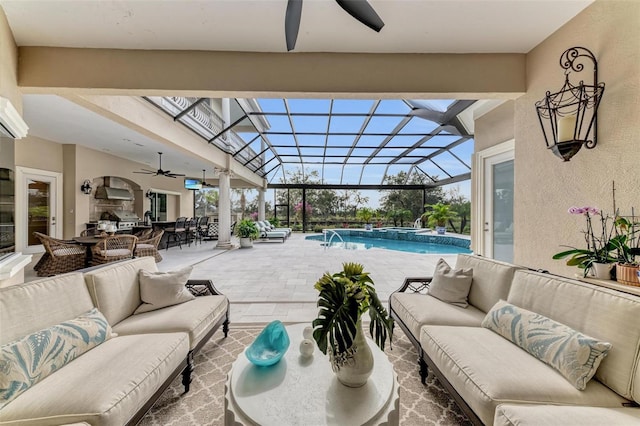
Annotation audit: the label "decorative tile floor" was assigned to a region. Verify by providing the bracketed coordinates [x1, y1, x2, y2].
[24, 232, 459, 324]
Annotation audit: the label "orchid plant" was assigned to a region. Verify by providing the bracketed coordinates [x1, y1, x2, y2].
[553, 206, 618, 277]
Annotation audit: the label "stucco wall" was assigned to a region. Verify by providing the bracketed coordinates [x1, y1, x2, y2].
[514, 0, 640, 276]
[13, 136, 194, 237]
[475, 101, 514, 152]
[0, 8, 20, 111]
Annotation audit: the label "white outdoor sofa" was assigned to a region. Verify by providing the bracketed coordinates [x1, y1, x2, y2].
[389, 254, 640, 425]
[0, 257, 229, 426]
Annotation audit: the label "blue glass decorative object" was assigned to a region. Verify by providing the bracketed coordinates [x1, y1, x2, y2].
[246, 320, 290, 367]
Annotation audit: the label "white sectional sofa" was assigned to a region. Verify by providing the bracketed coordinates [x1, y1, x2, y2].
[389, 254, 640, 425]
[0, 257, 229, 426]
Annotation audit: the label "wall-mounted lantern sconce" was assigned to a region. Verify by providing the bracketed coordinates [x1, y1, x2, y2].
[535, 47, 605, 161]
[80, 179, 93, 195]
[145, 189, 154, 199]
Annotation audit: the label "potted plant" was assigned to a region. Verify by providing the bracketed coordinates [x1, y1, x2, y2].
[422, 203, 457, 234]
[312, 262, 394, 387]
[611, 215, 640, 286]
[356, 207, 374, 230]
[236, 218, 259, 248]
[553, 206, 617, 279]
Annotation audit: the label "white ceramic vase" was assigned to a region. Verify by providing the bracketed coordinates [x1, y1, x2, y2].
[591, 262, 613, 280]
[333, 320, 374, 388]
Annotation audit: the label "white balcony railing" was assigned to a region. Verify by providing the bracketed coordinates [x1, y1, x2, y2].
[145, 96, 265, 174]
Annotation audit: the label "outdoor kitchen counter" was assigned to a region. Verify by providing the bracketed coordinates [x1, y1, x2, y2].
[151, 221, 176, 249]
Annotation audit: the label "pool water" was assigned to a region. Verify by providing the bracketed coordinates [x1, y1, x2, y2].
[305, 233, 472, 255]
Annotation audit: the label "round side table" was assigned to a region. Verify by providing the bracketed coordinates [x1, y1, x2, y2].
[224, 323, 399, 426]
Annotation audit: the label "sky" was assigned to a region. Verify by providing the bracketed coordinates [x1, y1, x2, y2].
[234, 98, 473, 207]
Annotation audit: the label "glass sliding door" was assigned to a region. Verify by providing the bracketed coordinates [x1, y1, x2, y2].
[490, 160, 514, 263]
[16, 167, 62, 253]
[27, 178, 54, 246]
[474, 140, 515, 263]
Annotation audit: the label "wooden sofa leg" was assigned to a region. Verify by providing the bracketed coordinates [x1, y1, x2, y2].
[182, 353, 194, 393]
[223, 318, 230, 337]
[419, 357, 429, 384]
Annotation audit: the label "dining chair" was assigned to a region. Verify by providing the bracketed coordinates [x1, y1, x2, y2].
[33, 232, 86, 276]
[134, 230, 164, 263]
[91, 235, 137, 265]
[198, 216, 210, 241]
[165, 217, 187, 250]
[185, 217, 199, 246]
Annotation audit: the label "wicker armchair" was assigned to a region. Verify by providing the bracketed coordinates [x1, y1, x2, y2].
[134, 230, 163, 263]
[134, 228, 153, 239]
[91, 235, 137, 266]
[33, 232, 86, 276]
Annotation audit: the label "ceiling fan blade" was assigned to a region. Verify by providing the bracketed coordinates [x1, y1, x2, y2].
[285, 0, 303, 51]
[133, 170, 156, 174]
[168, 173, 185, 177]
[335, 0, 384, 32]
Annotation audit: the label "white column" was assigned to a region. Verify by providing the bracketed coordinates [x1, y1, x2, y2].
[222, 98, 231, 128]
[216, 170, 233, 249]
[258, 189, 266, 221]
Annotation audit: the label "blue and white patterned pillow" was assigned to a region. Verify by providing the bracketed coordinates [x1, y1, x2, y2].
[0, 308, 112, 408]
[482, 300, 612, 390]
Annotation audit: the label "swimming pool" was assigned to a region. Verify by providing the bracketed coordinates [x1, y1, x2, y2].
[305, 229, 472, 255]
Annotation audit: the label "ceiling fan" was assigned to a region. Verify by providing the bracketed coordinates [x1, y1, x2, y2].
[201, 169, 215, 188]
[285, 0, 384, 51]
[133, 152, 185, 178]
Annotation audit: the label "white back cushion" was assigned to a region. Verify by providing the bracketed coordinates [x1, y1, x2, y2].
[508, 270, 640, 402]
[83, 257, 158, 325]
[455, 254, 522, 313]
[0, 273, 94, 344]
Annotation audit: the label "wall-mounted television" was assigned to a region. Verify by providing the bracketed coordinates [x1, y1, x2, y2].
[184, 179, 202, 190]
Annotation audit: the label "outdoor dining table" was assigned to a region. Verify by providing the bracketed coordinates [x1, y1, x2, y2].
[73, 235, 109, 267]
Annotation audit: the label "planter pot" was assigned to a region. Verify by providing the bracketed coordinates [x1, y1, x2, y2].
[331, 320, 373, 388]
[616, 263, 640, 287]
[590, 262, 613, 280]
[239, 237, 253, 248]
[436, 226, 446, 235]
[364, 223, 372, 231]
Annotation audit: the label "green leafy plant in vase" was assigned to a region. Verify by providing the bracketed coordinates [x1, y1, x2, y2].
[356, 207, 374, 230]
[422, 202, 457, 234]
[312, 262, 394, 387]
[236, 219, 259, 248]
[611, 215, 640, 286]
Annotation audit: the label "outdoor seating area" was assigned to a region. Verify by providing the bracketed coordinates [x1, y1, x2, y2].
[1, 1, 638, 425]
[32, 232, 86, 277]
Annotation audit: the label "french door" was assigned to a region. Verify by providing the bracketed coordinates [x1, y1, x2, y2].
[473, 140, 515, 263]
[16, 167, 63, 253]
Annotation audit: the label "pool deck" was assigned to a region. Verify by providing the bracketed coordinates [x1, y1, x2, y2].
[24, 232, 464, 325]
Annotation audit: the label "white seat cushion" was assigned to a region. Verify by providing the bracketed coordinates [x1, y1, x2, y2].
[114, 295, 228, 350]
[100, 249, 131, 257]
[494, 404, 640, 426]
[135, 243, 154, 249]
[420, 326, 628, 425]
[390, 293, 485, 338]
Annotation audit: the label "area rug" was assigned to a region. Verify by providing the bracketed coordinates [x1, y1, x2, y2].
[139, 327, 471, 426]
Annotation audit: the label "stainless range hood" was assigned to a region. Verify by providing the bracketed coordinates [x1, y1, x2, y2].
[95, 177, 133, 200]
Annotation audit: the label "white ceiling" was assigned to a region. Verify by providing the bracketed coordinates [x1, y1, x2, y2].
[1, 0, 593, 54]
[22, 95, 216, 179]
[3, 0, 594, 182]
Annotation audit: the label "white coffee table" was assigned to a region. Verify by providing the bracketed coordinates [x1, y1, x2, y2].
[224, 323, 399, 426]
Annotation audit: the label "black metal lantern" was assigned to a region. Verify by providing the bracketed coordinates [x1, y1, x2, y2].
[80, 179, 93, 195]
[535, 47, 605, 161]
